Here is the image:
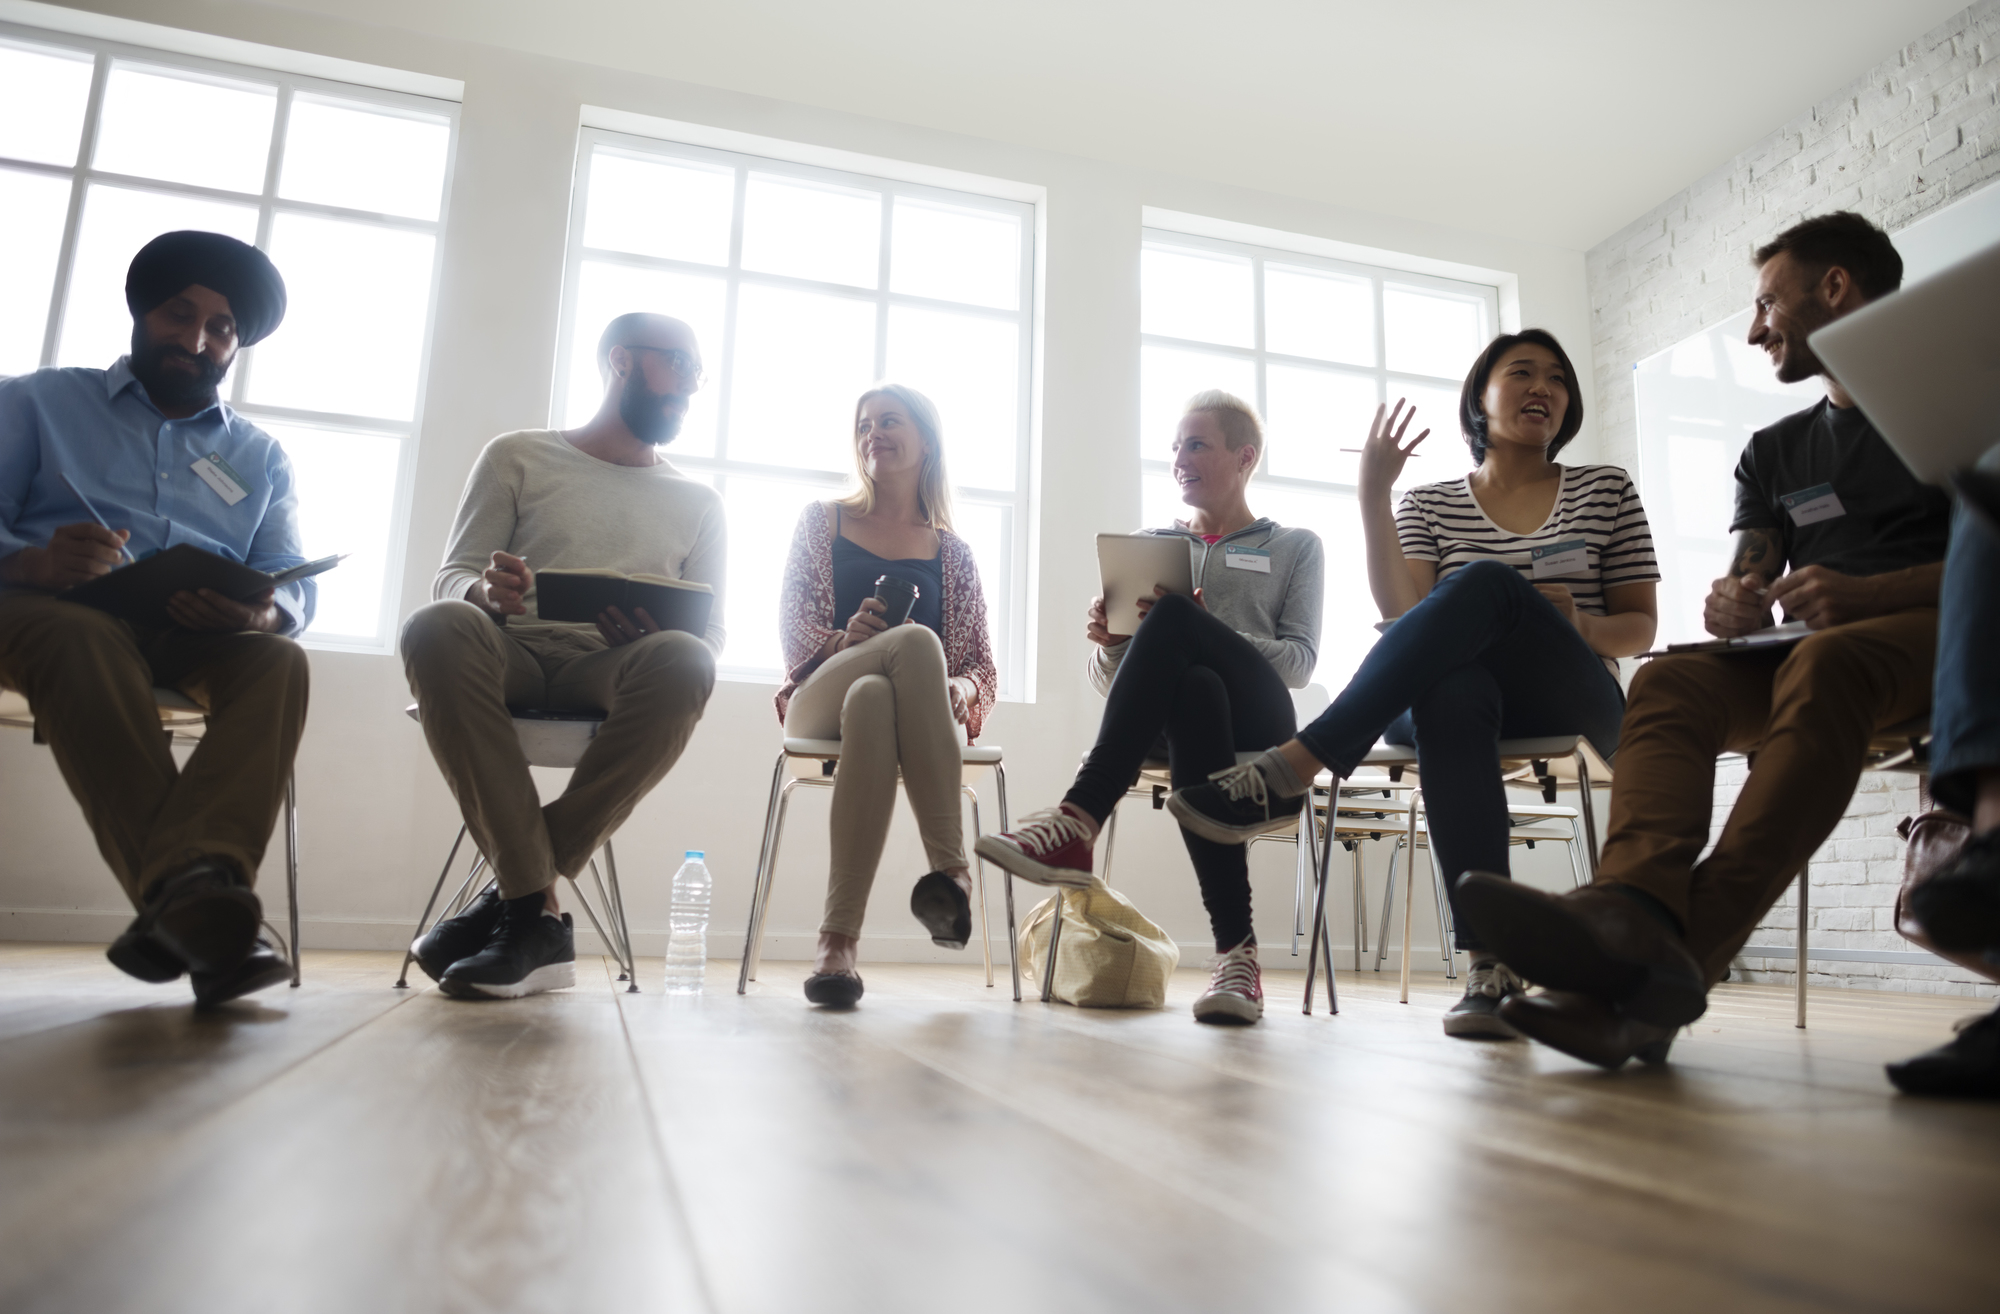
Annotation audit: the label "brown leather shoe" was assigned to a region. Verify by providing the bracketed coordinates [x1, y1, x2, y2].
[1454, 873, 1707, 1026]
[1499, 989, 1676, 1070]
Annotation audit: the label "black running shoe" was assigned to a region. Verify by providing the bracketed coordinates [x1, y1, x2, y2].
[107, 860, 260, 981]
[410, 885, 505, 983]
[1167, 762, 1305, 845]
[192, 937, 293, 1008]
[439, 897, 576, 1000]
[1887, 1005, 2000, 1098]
[910, 871, 972, 949]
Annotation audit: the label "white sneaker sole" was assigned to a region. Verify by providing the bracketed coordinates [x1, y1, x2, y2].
[443, 960, 577, 1000]
[1192, 993, 1264, 1024]
[1166, 793, 1300, 846]
[974, 835, 1095, 889]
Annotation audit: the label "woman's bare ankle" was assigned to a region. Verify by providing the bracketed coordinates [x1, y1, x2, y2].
[814, 932, 858, 976]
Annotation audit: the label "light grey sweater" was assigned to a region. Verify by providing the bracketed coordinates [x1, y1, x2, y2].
[434, 429, 728, 654]
[1088, 517, 1324, 694]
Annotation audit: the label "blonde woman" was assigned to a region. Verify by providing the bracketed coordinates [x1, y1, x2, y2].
[773, 384, 998, 1007]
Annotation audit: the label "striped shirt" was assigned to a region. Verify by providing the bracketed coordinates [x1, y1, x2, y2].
[1395, 464, 1659, 672]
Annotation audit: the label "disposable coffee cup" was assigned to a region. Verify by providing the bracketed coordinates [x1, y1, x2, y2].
[875, 574, 920, 627]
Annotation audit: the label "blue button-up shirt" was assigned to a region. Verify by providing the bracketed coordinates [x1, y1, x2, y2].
[0, 358, 314, 633]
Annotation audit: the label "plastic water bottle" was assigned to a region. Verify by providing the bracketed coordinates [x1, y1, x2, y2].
[664, 850, 712, 995]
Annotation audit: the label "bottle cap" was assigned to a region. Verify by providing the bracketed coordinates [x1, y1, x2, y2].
[686, 849, 704, 859]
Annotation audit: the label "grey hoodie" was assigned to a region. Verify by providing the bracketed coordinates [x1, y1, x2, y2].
[1088, 517, 1324, 695]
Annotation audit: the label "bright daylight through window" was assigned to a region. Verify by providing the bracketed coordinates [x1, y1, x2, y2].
[1139, 230, 1498, 691]
[0, 30, 455, 650]
[555, 132, 1035, 690]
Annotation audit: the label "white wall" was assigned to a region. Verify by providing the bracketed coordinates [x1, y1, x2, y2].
[0, 0, 1595, 973]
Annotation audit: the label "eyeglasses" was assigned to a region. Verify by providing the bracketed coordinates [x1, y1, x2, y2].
[622, 344, 704, 384]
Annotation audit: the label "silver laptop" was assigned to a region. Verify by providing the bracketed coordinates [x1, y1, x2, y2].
[1808, 235, 2000, 484]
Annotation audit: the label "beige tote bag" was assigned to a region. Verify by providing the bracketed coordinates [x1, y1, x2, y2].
[1017, 881, 1180, 1009]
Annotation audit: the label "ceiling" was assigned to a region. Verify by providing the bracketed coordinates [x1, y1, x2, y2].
[267, 0, 1968, 251]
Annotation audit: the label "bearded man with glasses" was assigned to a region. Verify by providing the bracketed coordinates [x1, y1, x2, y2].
[399, 312, 725, 1000]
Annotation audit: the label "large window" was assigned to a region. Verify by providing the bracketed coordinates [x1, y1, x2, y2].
[555, 130, 1035, 690]
[0, 26, 455, 651]
[1138, 229, 1499, 690]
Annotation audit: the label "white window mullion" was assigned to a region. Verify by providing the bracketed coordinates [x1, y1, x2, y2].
[38, 50, 109, 370]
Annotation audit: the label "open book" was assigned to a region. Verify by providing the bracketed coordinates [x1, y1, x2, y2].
[534, 568, 714, 637]
[59, 544, 343, 629]
[1643, 619, 1812, 658]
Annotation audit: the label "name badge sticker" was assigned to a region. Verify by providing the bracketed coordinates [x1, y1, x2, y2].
[1530, 538, 1590, 579]
[1781, 483, 1845, 526]
[1223, 545, 1272, 573]
[190, 451, 250, 507]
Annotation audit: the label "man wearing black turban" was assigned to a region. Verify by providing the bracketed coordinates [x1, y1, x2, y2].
[0, 230, 312, 1009]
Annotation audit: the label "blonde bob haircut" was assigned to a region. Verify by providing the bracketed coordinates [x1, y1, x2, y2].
[838, 382, 955, 531]
[1183, 389, 1265, 473]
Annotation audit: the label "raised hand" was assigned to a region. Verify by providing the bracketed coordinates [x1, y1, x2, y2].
[1357, 399, 1429, 500]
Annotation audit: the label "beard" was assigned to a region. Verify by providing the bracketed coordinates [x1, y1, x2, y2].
[129, 323, 231, 410]
[1771, 301, 1834, 384]
[619, 371, 685, 446]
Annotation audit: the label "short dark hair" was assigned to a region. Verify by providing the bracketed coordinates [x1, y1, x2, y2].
[1754, 211, 1903, 300]
[1457, 328, 1584, 465]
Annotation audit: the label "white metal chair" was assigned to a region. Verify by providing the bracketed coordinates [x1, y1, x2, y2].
[736, 738, 1013, 997]
[396, 704, 639, 992]
[1302, 736, 1610, 1011]
[0, 686, 302, 986]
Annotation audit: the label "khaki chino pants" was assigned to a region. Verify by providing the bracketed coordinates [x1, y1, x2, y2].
[400, 600, 715, 899]
[783, 623, 966, 939]
[0, 589, 310, 904]
[1597, 607, 1937, 983]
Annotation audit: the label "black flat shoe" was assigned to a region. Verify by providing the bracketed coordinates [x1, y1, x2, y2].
[192, 937, 293, 1008]
[803, 971, 864, 1007]
[910, 871, 972, 950]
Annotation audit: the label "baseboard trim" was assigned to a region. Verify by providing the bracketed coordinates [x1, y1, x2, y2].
[1737, 943, 1952, 967]
[0, 907, 1452, 967]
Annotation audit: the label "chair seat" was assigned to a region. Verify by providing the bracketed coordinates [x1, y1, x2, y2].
[3, 686, 206, 731]
[781, 736, 1003, 766]
[404, 702, 605, 770]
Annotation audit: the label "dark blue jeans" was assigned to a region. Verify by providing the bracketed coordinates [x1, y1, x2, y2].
[1931, 508, 2000, 816]
[1294, 559, 1627, 949]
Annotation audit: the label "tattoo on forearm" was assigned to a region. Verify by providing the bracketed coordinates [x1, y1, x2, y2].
[1730, 528, 1781, 578]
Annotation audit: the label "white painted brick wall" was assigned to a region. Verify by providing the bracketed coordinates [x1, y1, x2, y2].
[1586, 2, 2000, 999]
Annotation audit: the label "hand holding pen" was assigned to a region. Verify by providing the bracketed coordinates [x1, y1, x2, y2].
[0, 472, 134, 591]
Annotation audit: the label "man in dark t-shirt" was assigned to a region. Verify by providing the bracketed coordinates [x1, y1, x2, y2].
[1457, 212, 1951, 1069]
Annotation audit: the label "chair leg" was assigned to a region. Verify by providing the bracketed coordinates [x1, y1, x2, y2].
[566, 856, 630, 994]
[1573, 749, 1601, 881]
[1304, 811, 1339, 1015]
[1350, 836, 1366, 972]
[736, 753, 791, 996]
[597, 840, 639, 992]
[1426, 837, 1456, 982]
[995, 764, 1020, 1003]
[1375, 841, 1401, 972]
[285, 773, 301, 988]
[965, 785, 993, 988]
[1100, 804, 1121, 887]
[1796, 867, 1809, 1029]
[1292, 800, 1311, 956]
[1399, 788, 1423, 1004]
[396, 824, 472, 988]
[745, 779, 804, 990]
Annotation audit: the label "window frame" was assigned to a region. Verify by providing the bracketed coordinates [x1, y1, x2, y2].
[554, 127, 1037, 695]
[0, 20, 460, 655]
[1138, 226, 1500, 689]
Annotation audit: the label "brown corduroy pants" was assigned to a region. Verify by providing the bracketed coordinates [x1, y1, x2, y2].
[0, 589, 310, 904]
[1596, 607, 1937, 983]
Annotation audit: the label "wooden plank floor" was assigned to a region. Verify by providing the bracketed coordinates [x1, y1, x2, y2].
[1, 944, 1996, 1314]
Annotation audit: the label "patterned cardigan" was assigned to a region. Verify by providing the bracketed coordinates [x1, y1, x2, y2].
[774, 501, 999, 741]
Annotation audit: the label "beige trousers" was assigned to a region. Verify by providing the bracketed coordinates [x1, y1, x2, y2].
[783, 623, 966, 938]
[400, 600, 715, 899]
[0, 589, 310, 903]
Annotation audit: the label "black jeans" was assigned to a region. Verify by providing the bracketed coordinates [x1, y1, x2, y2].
[1065, 593, 1297, 951]
[1293, 559, 1626, 950]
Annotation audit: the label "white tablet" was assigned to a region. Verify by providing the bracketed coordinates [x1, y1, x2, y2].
[1097, 533, 1195, 638]
[1809, 236, 2000, 484]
